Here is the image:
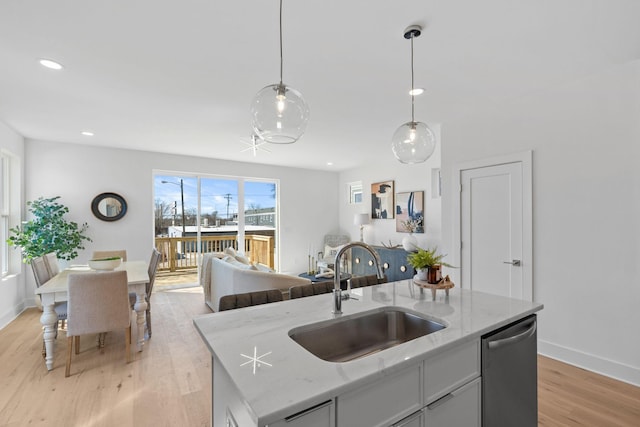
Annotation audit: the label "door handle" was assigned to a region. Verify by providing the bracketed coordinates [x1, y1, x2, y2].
[503, 259, 521, 266]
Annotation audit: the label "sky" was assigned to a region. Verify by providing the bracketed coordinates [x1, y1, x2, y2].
[154, 175, 276, 219]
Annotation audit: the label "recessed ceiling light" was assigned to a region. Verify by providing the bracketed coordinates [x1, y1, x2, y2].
[409, 88, 424, 96]
[39, 59, 64, 70]
[81, 131, 94, 136]
[326, 162, 333, 166]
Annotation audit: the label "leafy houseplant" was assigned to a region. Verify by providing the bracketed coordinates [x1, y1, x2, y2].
[7, 196, 92, 263]
[407, 247, 454, 283]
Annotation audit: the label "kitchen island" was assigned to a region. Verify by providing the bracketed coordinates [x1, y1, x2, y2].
[194, 279, 543, 427]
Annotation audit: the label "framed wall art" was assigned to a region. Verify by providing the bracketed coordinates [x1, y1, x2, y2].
[371, 180, 394, 219]
[395, 191, 424, 233]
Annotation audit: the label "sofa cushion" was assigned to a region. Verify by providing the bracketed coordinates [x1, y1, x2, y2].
[223, 247, 237, 256]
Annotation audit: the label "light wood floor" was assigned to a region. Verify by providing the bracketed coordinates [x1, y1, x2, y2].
[1, 287, 638, 427]
[538, 355, 640, 426]
[0, 287, 212, 427]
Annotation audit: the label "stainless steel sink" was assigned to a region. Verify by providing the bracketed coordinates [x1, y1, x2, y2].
[289, 307, 446, 363]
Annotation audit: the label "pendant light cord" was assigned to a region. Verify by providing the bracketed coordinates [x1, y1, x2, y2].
[279, 0, 284, 85]
[410, 34, 415, 123]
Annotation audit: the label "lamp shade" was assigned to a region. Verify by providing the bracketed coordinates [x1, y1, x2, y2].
[251, 83, 310, 144]
[391, 121, 436, 164]
[354, 213, 370, 226]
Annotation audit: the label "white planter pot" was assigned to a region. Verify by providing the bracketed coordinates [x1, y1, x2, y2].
[402, 234, 418, 252]
[416, 268, 428, 281]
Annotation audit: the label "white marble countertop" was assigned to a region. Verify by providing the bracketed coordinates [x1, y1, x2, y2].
[193, 280, 543, 426]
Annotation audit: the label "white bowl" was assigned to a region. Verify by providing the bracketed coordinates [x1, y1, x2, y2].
[88, 257, 122, 271]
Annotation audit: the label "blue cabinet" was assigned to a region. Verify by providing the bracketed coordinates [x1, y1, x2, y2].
[351, 246, 414, 282]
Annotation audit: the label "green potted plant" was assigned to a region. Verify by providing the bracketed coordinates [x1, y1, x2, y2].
[407, 246, 454, 283]
[7, 196, 92, 264]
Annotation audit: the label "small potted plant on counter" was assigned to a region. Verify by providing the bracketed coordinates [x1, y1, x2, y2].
[407, 246, 454, 283]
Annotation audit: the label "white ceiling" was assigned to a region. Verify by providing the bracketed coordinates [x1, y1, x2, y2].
[1, 0, 639, 171]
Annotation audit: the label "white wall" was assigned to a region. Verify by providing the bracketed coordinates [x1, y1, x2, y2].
[0, 121, 25, 329]
[338, 126, 442, 251]
[24, 140, 340, 304]
[442, 61, 640, 385]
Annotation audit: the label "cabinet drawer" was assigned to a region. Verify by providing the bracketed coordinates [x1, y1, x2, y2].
[424, 339, 480, 403]
[424, 377, 481, 427]
[391, 409, 424, 427]
[269, 400, 334, 427]
[337, 364, 422, 427]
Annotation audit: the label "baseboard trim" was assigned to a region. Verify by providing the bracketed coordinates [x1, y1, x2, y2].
[538, 339, 640, 387]
[0, 303, 27, 330]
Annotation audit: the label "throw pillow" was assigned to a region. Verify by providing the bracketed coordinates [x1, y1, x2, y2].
[223, 247, 237, 257]
[225, 257, 252, 269]
[252, 262, 275, 273]
[324, 244, 341, 261]
[234, 253, 251, 265]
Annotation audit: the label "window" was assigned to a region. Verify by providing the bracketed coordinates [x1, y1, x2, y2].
[1, 152, 10, 276]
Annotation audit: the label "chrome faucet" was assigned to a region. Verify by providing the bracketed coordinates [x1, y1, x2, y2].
[333, 241, 384, 314]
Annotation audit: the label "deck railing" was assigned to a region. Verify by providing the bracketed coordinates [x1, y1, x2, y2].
[154, 235, 275, 272]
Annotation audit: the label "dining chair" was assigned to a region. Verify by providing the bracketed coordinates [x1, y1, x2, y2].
[65, 270, 132, 377]
[92, 249, 127, 261]
[129, 248, 161, 337]
[43, 252, 60, 276]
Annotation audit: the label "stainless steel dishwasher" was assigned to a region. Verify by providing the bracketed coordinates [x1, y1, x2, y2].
[481, 314, 537, 427]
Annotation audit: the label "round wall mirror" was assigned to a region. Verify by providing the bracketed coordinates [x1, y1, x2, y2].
[91, 192, 127, 222]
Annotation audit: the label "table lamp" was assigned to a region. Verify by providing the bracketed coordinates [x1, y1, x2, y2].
[354, 213, 370, 242]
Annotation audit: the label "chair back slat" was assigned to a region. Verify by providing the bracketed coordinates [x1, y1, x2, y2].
[43, 252, 60, 276]
[31, 257, 51, 288]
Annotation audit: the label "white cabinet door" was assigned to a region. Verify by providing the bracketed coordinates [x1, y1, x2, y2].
[269, 400, 334, 427]
[424, 377, 481, 427]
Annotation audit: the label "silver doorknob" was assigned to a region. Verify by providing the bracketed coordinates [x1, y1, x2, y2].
[503, 259, 521, 266]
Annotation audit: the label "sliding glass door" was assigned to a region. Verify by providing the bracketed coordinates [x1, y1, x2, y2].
[153, 172, 278, 280]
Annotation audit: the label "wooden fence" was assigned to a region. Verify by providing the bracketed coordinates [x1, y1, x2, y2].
[154, 235, 275, 272]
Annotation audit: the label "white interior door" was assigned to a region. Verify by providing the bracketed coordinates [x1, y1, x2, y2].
[458, 154, 532, 301]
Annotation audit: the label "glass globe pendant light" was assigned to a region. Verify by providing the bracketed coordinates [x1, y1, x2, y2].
[392, 25, 436, 164]
[250, 0, 309, 144]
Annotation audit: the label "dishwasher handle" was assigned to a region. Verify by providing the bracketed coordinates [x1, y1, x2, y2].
[488, 320, 536, 350]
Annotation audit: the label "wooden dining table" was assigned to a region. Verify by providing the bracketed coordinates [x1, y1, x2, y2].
[35, 261, 149, 371]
